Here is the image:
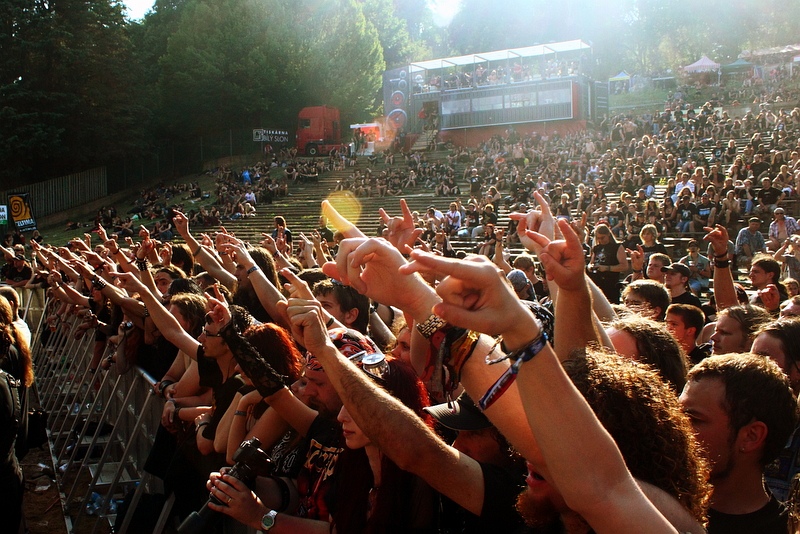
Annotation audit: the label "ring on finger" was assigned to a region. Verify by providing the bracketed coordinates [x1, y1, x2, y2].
[227, 495, 232, 504]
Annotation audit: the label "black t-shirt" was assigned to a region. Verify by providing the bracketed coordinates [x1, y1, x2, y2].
[757, 186, 783, 205]
[671, 291, 702, 309]
[707, 495, 788, 534]
[678, 203, 697, 222]
[439, 462, 526, 533]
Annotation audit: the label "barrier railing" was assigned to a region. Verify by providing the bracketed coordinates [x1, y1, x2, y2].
[30, 291, 167, 534]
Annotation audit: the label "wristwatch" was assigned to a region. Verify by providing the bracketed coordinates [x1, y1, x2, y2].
[260, 510, 278, 531]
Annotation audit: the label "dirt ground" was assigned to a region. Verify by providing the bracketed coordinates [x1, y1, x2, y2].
[22, 445, 69, 534]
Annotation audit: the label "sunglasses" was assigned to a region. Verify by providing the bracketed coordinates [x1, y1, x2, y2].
[348, 350, 390, 382]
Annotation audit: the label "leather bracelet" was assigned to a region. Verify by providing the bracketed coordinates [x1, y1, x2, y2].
[326, 316, 335, 328]
[714, 259, 730, 268]
[91, 276, 107, 290]
[135, 258, 150, 271]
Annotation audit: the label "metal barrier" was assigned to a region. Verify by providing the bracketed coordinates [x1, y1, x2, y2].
[31, 293, 167, 534]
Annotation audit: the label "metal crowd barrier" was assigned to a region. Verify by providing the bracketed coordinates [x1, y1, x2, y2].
[30, 292, 167, 534]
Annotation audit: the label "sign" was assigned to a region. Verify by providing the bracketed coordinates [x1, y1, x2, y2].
[253, 129, 290, 143]
[8, 193, 37, 232]
[0, 205, 6, 223]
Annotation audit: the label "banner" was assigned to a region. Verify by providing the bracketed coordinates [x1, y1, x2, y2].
[8, 193, 37, 232]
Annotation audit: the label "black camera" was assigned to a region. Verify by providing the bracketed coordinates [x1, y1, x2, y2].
[177, 437, 273, 534]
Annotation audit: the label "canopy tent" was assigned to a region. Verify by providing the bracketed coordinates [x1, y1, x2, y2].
[608, 71, 631, 82]
[682, 56, 720, 73]
[721, 58, 752, 72]
[608, 70, 632, 92]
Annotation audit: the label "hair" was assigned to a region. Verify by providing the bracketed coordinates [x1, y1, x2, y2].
[313, 279, 370, 334]
[513, 253, 535, 272]
[243, 323, 304, 383]
[167, 278, 204, 297]
[687, 353, 799, 466]
[666, 304, 706, 341]
[565, 350, 710, 521]
[155, 264, 186, 281]
[639, 224, 659, 242]
[171, 243, 195, 276]
[0, 287, 20, 319]
[648, 252, 671, 268]
[717, 305, 772, 344]
[168, 293, 207, 339]
[274, 216, 287, 227]
[0, 296, 34, 387]
[623, 280, 671, 321]
[755, 317, 800, 372]
[751, 255, 783, 286]
[330, 358, 433, 533]
[609, 316, 687, 391]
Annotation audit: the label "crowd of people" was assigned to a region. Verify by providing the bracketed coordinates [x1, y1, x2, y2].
[4, 82, 800, 533]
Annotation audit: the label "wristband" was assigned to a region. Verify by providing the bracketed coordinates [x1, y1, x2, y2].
[714, 252, 728, 259]
[135, 258, 150, 271]
[326, 316, 335, 328]
[196, 421, 209, 429]
[234, 410, 248, 417]
[416, 313, 448, 339]
[158, 380, 175, 394]
[219, 251, 228, 256]
[633, 269, 642, 273]
[714, 259, 730, 269]
[191, 246, 201, 256]
[480, 331, 548, 411]
[246, 265, 260, 275]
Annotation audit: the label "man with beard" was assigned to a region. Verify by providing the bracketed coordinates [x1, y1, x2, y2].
[680, 354, 797, 533]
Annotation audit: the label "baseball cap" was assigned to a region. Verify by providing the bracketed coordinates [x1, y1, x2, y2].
[661, 263, 691, 277]
[424, 392, 491, 431]
[507, 269, 530, 293]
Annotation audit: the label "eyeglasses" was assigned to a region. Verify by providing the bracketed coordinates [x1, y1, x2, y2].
[348, 350, 390, 382]
[203, 328, 222, 338]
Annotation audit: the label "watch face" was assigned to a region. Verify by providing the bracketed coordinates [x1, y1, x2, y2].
[261, 511, 277, 529]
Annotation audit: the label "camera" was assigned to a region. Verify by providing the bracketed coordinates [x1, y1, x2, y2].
[177, 437, 273, 534]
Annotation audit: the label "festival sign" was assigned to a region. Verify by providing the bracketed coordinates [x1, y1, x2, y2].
[8, 193, 37, 232]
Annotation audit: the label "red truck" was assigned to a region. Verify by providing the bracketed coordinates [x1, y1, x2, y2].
[296, 105, 342, 156]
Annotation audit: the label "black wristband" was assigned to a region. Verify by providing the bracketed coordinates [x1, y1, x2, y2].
[714, 260, 730, 268]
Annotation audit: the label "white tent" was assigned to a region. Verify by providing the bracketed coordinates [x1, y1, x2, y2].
[682, 56, 720, 73]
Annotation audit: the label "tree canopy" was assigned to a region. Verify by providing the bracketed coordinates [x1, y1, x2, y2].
[2, 0, 800, 185]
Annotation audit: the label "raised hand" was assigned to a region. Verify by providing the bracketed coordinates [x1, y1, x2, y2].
[115, 271, 148, 295]
[703, 225, 730, 258]
[378, 199, 424, 252]
[400, 251, 535, 347]
[525, 219, 587, 293]
[279, 268, 315, 301]
[323, 237, 435, 319]
[627, 244, 645, 272]
[284, 298, 331, 356]
[173, 210, 190, 237]
[510, 191, 557, 255]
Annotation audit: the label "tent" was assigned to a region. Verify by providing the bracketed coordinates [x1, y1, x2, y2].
[721, 58, 752, 72]
[608, 70, 632, 92]
[682, 56, 720, 73]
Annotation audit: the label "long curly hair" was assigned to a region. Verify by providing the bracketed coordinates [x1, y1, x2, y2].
[564, 350, 710, 522]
